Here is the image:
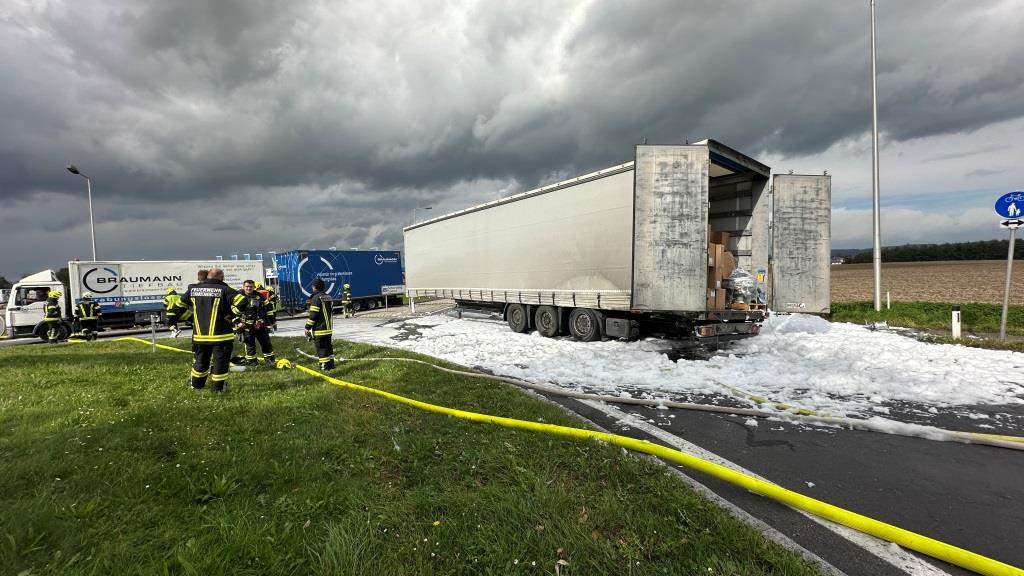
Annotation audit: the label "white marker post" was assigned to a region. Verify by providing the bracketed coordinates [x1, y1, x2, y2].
[995, 191, 1024, 340]
[951, 305, 961, 339]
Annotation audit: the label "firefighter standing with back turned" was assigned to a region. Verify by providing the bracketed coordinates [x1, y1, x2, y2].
[179, 267, 247, 392]
[238, 279, 275, 366]
[74, 292, 102, 340]
[305, 278, 334, 371]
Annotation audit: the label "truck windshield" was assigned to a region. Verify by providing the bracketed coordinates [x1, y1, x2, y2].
[15, 287, 48, 306]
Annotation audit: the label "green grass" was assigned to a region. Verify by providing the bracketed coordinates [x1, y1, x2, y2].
[0, 338, 823, 575]
[830, 301, 1024, 337]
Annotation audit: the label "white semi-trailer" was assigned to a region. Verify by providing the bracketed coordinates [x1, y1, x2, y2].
[404, 141, 830, 344]
[3, 260, 265, 340]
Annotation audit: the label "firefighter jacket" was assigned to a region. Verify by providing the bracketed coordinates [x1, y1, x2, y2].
[305, 292, 333, 336]
[76, 301, 101, 320]
[241, 292, 272, 328]
[164, 292, 191, 324]
[257, 288, 278, 322]
[181, 280, 247, 343]
[43, 298, 62, 322]
[341, 286, 352, 305]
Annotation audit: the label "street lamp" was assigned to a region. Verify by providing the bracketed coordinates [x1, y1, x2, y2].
[869, 0, 883, 311]
[66, 164, 97, 260]
[413, 205, 432, 224]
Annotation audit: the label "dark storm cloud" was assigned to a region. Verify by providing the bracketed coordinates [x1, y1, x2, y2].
[1, 0, 1022, 277]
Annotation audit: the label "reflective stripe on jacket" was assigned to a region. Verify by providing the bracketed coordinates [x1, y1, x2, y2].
[181, 280, 247, 343]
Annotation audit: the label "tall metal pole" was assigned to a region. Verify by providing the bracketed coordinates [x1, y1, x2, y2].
[999, 227, 1017, 340]
[870, 0, 882, 311]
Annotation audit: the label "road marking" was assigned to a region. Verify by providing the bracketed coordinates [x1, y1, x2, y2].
[580, 400, 952, 576]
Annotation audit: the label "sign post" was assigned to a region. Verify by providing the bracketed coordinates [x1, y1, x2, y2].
[995, 192, 1024, 340]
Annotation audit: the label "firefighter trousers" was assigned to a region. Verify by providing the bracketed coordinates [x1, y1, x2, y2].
[190, 341, 233, 391]
[314, 335, 334, 369]
[243, 327, 275, 363]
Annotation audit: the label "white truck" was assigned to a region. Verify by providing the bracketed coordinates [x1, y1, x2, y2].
[3, 260, 265, 340]
[404, 141, 831, 344]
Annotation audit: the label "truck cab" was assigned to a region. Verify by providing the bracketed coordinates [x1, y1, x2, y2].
[4, 270, 69, 339]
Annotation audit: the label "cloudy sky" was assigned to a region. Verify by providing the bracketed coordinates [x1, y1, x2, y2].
[2, 0, 1022, 280]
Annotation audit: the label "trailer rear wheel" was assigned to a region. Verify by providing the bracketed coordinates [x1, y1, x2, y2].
[568, 308, 603, 342]
[506, 304, 529, 333]
[535, 306, 558, 338]
[367, 299, 377, 310]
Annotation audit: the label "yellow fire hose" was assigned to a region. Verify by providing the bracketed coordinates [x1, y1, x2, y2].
[115, 337, 1023, 575]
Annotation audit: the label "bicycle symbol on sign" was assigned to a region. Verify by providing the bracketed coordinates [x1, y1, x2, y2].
[1004, 192, 1024, 203]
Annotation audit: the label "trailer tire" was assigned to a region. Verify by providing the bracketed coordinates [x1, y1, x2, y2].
[568, 308, 603, 342]
[352, 301, 363, 312]
[535, 306, 559, 338]
[506, 304, 529, 333]
[368, 299, 377, 310]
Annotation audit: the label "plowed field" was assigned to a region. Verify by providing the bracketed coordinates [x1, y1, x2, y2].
[831, 260, 1024, 304]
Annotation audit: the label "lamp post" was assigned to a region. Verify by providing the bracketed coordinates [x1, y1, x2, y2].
[413, 205, 432, 224]
[869, 0, 883, 311]
[66, 164, 97, 260]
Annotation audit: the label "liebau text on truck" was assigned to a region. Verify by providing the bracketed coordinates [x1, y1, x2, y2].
[4, 260, 265, 340]
[403, 141, 830, 344]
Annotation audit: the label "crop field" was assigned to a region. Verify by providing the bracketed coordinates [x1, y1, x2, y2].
[831, 260, 1024, 305]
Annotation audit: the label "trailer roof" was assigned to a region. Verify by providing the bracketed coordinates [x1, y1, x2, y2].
[405, 139, 770, 232]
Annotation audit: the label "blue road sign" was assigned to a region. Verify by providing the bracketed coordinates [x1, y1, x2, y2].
[995, 191, 1024, 218]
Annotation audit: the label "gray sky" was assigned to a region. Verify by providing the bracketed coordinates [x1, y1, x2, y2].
[2, 0, 1022, 279]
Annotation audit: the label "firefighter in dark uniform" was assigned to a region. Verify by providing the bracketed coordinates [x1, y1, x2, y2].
[304, 278, 334, 370]
[341, 282, 353, 318]
[179, 268, 247, 392]
[74, 292, 102, 340]
[255, 281, 278, 331]
[43, 290, 63, 343]
[164, 286, 192, 337]
[239, 279, 275, 366]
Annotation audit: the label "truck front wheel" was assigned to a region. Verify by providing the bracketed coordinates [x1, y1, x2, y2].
[506, 304, 529, 333]
[535, 306, 558, 338]
[568, 308, 603, 342]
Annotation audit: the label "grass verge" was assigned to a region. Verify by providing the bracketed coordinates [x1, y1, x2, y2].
[829, 301, 1024, 337]
[0, 337, 823, 575]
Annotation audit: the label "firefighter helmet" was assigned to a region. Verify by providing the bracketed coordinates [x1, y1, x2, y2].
[343, 283, 350, 289]
[82, 292, 93, 299]
[255, 281, 263, 289]
[165, 286, 177, 294]
[48, 290, 62, 299]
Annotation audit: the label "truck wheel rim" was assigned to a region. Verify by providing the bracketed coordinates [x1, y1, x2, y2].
[573, 314, 591, 335]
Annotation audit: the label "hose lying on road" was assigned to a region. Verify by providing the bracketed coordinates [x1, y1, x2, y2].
[113, 337, 1022, 575]
[293, 349, 1024, 452]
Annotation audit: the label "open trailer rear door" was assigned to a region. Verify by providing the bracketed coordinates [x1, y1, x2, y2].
[771, 174, 831, 314]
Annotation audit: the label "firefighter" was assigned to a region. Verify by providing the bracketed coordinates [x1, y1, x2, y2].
[164, 286, 192, 337]
[341, 283, 353, 318]
[255, 281, 278, 331]
[43, 290, 63, 343]
[74, 292, 102, 340]
[304, 278, 334, 370]
[238, 279, 275, 366]
[178, 268, 247, 392]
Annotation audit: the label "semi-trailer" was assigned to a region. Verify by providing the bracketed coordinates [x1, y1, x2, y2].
[404, 141, 830, 344]
[273, 250, 405, 313]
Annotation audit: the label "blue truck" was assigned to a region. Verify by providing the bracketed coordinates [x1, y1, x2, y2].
[273, 250, 405, 313]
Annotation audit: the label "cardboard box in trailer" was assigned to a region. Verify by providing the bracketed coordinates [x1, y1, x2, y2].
[3, 260, 265, 339]
[404, 140, 830, 344]
[274, 250, 405, 312]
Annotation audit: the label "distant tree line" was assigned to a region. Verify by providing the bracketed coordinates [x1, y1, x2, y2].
[845, 239, 1023, 263]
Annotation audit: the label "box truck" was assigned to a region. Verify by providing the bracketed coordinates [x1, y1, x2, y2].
[3, 260, 265, 340]
[404, 141, 830, 344]
[274, 250, 405, 313]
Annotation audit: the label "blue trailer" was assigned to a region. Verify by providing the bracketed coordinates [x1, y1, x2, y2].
[274, 250, 405, 313]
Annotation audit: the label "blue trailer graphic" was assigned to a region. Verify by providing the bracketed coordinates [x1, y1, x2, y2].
[274, 250, 404, 312]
